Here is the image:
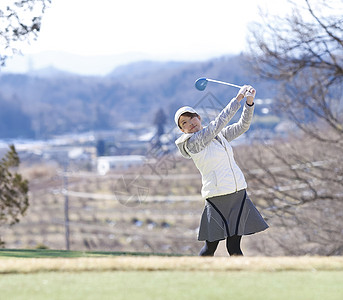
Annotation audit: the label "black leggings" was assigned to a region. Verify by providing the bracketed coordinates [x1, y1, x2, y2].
[199, 235, 243, 256]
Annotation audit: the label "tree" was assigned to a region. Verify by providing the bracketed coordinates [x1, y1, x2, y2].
[151, 108, 167, 152]
[153, 108, 167, 137]
[0, 0, 48, 246]
[0, 145, 29, 247]
[243, 0, 343, 255]
[0, 0, 51, 66]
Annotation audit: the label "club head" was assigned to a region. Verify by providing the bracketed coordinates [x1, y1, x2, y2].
[195, 77, 208, 91]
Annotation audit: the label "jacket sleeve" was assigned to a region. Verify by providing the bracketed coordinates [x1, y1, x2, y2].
[185, 98, 241, 154]
[222, 102, 254, 142]
[175, 133, 194, 158]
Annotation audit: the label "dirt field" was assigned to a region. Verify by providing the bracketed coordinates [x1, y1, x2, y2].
[1, 159, 268, 256]
[1, 156, 341, 257]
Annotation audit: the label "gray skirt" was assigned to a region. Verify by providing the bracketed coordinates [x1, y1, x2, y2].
[198, 189, 269, 242]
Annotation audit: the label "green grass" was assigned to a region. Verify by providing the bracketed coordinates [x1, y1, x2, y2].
[0, 249, 342, 299]
[0, 270, 342, 300]
[0, 248, 184, 258]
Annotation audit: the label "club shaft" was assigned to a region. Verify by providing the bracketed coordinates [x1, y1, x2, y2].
[207, 79, 242, 89]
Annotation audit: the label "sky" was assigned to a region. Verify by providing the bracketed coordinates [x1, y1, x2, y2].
[2, 0, 293, 75]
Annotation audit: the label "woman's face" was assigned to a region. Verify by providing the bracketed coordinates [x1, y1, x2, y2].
[179, 115, 202, 133]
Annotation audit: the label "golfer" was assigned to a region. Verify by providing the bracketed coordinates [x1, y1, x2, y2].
[175, 85, 268, 256]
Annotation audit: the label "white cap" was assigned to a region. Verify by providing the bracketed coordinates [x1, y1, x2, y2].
[174, 106, 198, 127]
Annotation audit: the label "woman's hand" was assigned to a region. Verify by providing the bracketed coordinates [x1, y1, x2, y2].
[236, 85, 256, 104]
[236, 85, 249, 102]
[246, 86, 256, 105]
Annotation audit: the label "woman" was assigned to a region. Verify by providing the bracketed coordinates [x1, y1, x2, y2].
[174, 85, 268, 256]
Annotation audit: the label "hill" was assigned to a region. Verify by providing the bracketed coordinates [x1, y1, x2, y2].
[0, 54, 278, 139]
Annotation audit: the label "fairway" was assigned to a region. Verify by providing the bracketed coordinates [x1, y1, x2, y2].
[1, 270, 343, 300]
[0, 250, 342, 300]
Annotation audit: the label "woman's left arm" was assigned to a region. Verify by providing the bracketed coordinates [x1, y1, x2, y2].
[222, 88, 256, 142]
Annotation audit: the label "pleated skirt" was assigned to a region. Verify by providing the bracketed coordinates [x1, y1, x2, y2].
[198, 189, 269, 242]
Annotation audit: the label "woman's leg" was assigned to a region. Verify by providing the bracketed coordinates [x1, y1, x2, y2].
[199, 240, 219, 256]
[226, 235, 243, 256]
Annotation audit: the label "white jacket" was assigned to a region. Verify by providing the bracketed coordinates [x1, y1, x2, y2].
[175, 98, 254, 199]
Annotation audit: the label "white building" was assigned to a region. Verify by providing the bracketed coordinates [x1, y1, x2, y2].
[97, 155, 146, 175]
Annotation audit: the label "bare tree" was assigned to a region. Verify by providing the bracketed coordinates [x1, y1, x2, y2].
[243, 0, 343, 255]
[0, 0, 51, 66]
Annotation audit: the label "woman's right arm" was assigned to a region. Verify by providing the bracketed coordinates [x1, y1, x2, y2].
[185, 85, 252, 154]
[186, 97, 241, 154]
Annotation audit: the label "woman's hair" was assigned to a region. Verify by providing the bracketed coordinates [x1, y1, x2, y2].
[178, 112, 200, 128]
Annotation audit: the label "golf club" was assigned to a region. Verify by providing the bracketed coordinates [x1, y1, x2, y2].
[195, 77, 242, 91]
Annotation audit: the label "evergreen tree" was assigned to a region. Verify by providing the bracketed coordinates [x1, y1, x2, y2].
[0, 145, 29, 247]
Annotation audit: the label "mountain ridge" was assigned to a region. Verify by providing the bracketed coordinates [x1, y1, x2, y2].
[0, 54, 278, 139]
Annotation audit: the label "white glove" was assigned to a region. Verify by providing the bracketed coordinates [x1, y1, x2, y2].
[245, 85, 256, 98]
[236, 85, 248, 99]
